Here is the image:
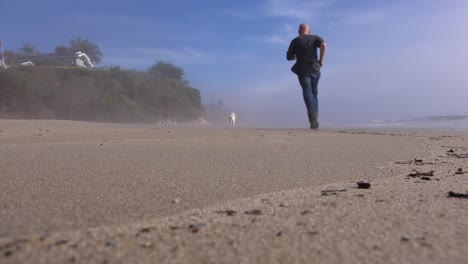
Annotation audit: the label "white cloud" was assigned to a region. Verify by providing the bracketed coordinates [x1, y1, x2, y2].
[262, 0, 338, 20]
[222, 9, 258, 20]
[263, 35, 288, 44]
[259, 0, 388, 29]
[249, 23, 296, 45]
[253, 1, 386, 46]
[329, 9, 386, 27]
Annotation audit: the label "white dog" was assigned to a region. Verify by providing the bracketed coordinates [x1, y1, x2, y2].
[229, 112, 237, 127]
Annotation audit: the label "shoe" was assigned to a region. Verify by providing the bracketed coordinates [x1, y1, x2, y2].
[310, 120, 319, 129]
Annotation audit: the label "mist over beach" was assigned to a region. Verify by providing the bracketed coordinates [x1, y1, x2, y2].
[353, 116, 468, 132]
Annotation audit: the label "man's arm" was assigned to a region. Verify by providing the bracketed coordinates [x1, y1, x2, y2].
[319, 42, 327, 66]
[286, 40, 296, 61]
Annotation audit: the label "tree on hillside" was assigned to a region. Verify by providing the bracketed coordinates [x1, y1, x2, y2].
[148, 61, 185, 82]
[54, 46, 70, 56]
[19, 43, 39, 56]
[3, 50, 19, 64]
[69, 37, 103, 64]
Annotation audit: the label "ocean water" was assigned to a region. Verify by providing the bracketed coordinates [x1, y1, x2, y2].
[354, 116, 468, 132]
[220, 115, 468, 132]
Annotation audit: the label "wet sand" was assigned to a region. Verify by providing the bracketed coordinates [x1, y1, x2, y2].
[0, 120, 467, 263]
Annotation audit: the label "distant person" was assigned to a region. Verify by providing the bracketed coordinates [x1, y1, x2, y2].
[229, 112, 237, 127]
[287, 23, 327, 129]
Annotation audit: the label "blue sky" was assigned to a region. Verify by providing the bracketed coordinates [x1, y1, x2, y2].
[2, 0, 468, 126]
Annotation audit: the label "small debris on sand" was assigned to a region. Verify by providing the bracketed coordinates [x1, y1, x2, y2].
[140, 228, 151, 233]
[244, 209, 263, 215]
[395, 160, 412, 165]
[447, 191, 468, 199]
[54, 239, 68, 246]
[401, 236, 410, 242]
[396, 159, 433, 165]
[321, 189, 346, 196]
[448, 153, 468, 158]
[408, 170, 435, 177]
[188, 223, 206, 233]
[172, 198, 181, 204]
[105, 240, 116, 248]
[139, 241, 153, 248]
[357, 181, 371, 189]
[215, 210, 237, 216]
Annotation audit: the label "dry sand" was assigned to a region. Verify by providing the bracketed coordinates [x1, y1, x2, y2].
[0, 120, 467, 263]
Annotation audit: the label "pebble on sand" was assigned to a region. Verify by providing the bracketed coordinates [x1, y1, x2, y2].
[357, 181, 371, 189]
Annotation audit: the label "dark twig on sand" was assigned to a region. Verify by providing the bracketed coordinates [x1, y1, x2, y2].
[447, 191, 468, 199]
[448, 153, 468, 158]
[321, 189, 347, 196]
[408, 170, 435, 177]
[395, 159, 434, 165]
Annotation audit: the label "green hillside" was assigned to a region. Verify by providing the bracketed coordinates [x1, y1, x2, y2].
[0, 64, 204, 123]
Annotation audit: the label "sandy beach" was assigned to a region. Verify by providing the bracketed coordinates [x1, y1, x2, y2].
[0, 120, 467, 263]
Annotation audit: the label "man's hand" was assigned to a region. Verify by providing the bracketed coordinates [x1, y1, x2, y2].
[286, 51, 296, 61]
[319, 42, 327, 67]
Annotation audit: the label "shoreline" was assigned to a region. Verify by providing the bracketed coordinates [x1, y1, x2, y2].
[1, 118, 467, 133]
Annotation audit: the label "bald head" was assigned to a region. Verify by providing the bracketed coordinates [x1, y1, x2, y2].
[298, 23, 310, 35]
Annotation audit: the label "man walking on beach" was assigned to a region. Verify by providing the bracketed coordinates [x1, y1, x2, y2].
[287, 23, 327, 129]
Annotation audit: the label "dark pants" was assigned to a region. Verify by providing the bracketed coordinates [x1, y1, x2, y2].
[298, 71, 321, 117]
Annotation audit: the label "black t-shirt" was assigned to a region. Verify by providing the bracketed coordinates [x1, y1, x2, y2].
[287, 34, 324, 75]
